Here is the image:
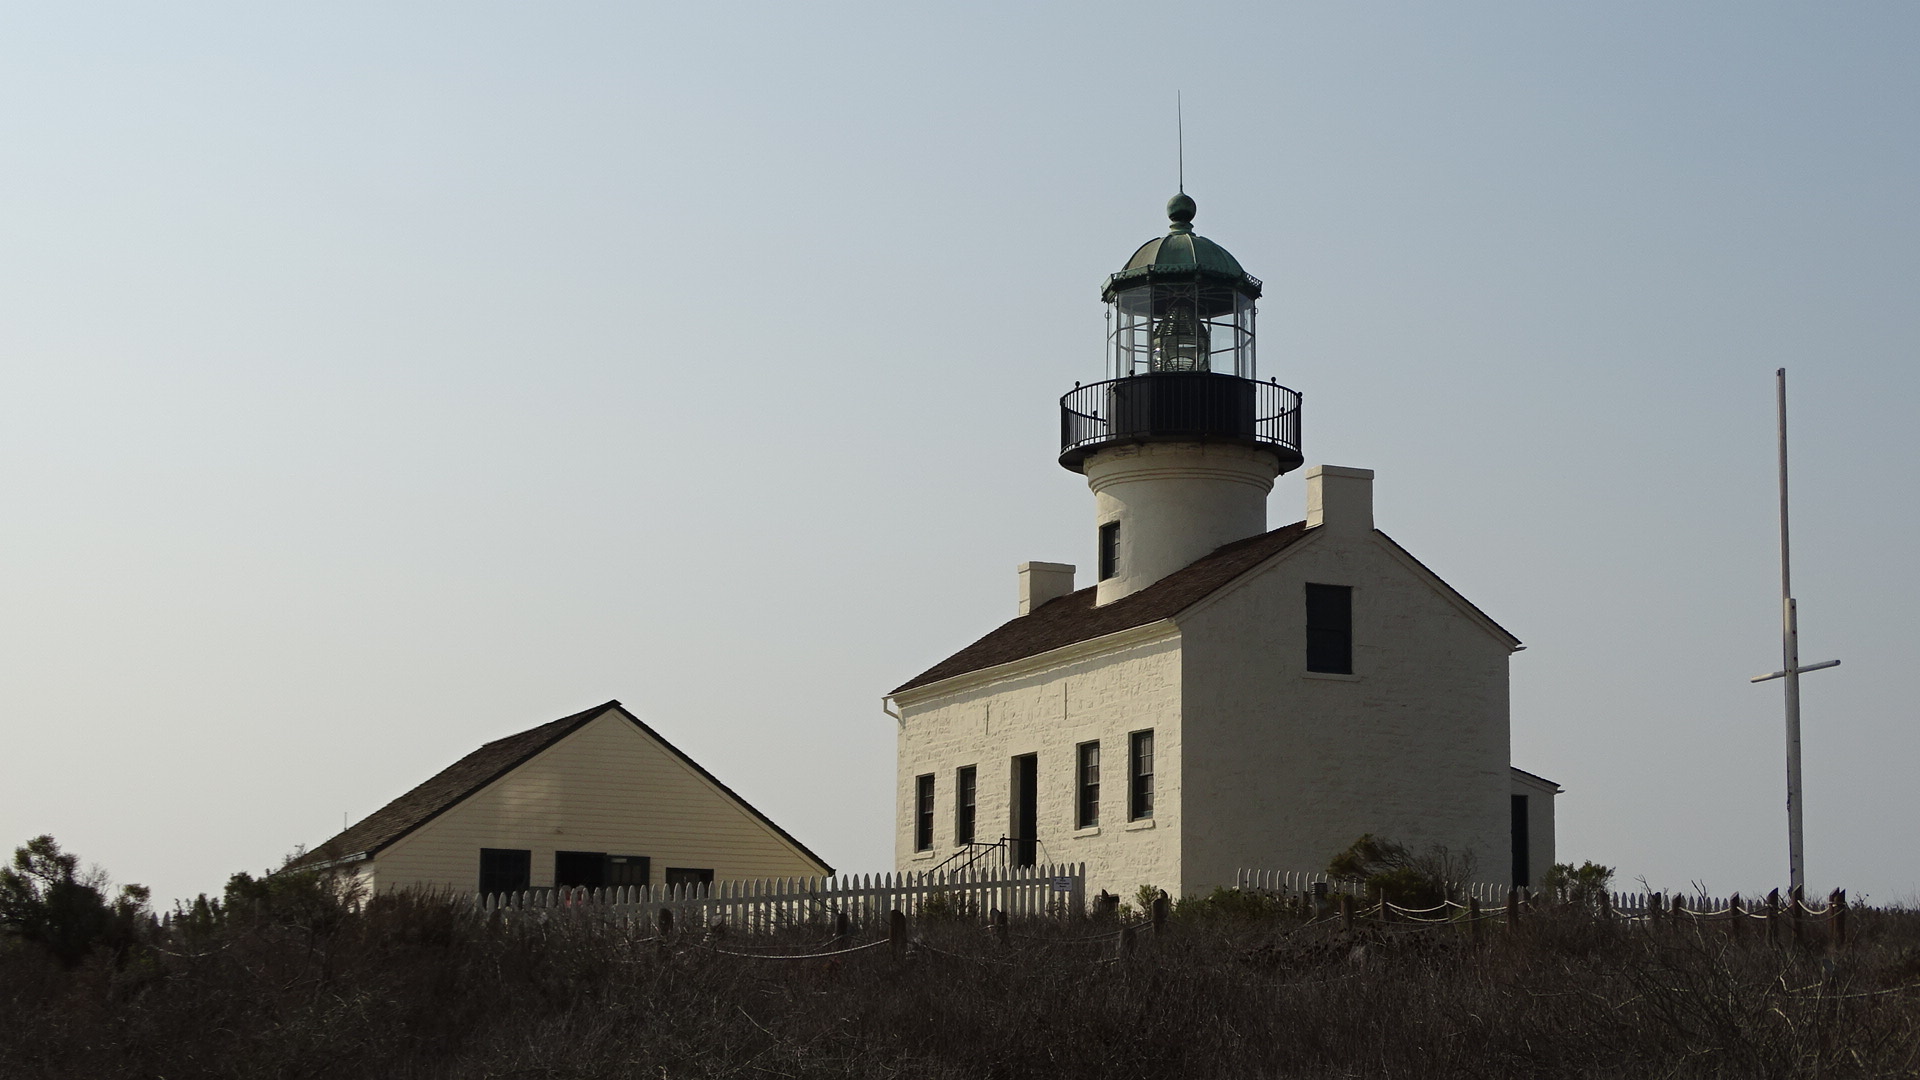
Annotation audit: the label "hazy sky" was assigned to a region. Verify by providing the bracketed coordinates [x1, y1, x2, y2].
[3, 3, 1915, 907]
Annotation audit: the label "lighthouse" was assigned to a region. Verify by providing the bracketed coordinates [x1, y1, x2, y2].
[1059, 193, 1303, 605]
[890, 192, 1554, 899]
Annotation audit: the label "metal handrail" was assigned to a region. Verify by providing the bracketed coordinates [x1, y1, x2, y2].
[1060, 373, 1301, 459]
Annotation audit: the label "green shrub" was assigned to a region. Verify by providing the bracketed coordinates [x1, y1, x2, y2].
[0, 835, 148, 968]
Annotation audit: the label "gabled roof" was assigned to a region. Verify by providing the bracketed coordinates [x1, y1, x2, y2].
[892, 521, 1312, 695]
[891, 520, 1522, 697]
[290, 701, 831, 874]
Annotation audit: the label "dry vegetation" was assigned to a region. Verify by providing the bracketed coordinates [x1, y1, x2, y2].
[5, 877, 1920, 1079]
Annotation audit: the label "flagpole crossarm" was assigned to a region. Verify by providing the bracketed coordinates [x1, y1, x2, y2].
[1750, 659, 1842, 684]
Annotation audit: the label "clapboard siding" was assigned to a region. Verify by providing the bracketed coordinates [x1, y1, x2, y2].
[370, 709, 828, 892]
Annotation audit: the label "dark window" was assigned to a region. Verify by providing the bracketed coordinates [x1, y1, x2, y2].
[1511, 795, 1531, 887]
[1011, 754, 1038, 867]
[955, 765, 977, 845]
[479, 848, 531, 896]
[1076, 741, 1101, 828]
[1129, 730, 1155, 820]
[915, 773, 935, 851]
[554, 850, 608, 890]
[605, 855, 650, 889]
[1306, 583, 1354, 674]
[1098, 522, 1120, 581]
[666, 867, 715, 888]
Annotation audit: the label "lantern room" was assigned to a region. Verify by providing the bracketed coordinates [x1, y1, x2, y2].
[1104, 192, 1260, 379]
[1060, 193, 1303, 474]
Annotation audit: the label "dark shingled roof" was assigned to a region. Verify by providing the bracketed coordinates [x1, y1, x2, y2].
[893, 521, 1313, 695]
[289, 701, 831, 874]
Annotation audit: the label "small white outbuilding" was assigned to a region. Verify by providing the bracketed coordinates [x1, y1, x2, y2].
[295, 700, 830, 894]
[887, 194, 1556, 898]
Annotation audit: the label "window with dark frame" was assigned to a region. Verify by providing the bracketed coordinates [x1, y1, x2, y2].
[955, 765, 977, 845]
[1305, 583, 1354, 674]
[914, 773, 935, 851]
[665, 867, 715, 888]
[1129, 730, 1155, 820]
[1076, 741, 1100, 829]
[605, 855, 650, 889]
[1098, 521, 1120, 581]
[478, 847, 531, 896]
[554, 850, 608, 890]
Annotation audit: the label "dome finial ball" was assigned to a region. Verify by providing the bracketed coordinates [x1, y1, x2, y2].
[1167, 192, 1197, 225]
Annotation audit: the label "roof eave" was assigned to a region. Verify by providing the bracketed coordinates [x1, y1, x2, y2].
[889, 619, 1181, 708]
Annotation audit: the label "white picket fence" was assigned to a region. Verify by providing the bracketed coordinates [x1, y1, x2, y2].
[1236, 867, 1515, 903]
[1237, 869, 1844, 922]
[474, 862, 1086, 933]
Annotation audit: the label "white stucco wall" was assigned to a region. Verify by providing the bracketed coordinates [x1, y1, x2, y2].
[893, 627, 1184, 898]
[1176, 527, 1515, 894]
[1083, 442, 1279, 605]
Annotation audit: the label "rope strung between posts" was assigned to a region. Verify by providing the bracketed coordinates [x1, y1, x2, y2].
[696, 938, 889, 961]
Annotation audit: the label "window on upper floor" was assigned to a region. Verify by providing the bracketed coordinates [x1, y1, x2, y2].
[915, 773, 936, 851]
[1129, 730, 1155, 820]
[955, 765, 977, 845]
[1306, 583, 1354, 674]
[1076, 741, 1101, 829]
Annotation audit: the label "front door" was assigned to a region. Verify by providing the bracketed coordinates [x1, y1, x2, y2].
[1010, 753, 1038, 867]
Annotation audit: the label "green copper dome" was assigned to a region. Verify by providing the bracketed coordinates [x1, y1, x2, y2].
[1101, 194, 1263, 302]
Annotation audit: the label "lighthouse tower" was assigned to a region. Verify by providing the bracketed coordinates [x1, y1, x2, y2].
[1060, 193, 1303, 605]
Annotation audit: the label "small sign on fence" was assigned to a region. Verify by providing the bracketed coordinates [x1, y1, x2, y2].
[1051, 876, 1072, 893]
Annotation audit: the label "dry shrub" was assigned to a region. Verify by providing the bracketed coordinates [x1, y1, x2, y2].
[3, 891, 1918, 1078]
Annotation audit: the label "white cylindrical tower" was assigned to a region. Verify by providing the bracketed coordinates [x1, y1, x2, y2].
[1058, 193, 1303, 605]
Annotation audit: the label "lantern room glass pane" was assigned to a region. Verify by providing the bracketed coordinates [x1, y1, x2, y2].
[1108, 282, 1256, 380]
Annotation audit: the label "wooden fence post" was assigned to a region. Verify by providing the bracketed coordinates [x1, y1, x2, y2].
[1671, 893, 1686, 923]
[992, 907, 1009, 947]
[1339, 892, 1353, 932]
[1831, 889, 1848, 950]
[1151, 892, 1169, 935]
[1468, 897, 1481, 943]
[1766, 888, 1780, 945]
[1790, 886, 1805, 946]
[1117, 923, 1136, 961]
[833, 911, 851, 949]
[889, 909, 907, 960]
[1648, 892, 1664, 927]
[1600, 889, 1613, 923]
[1505, 887, 1519, 932]
[1728, 894, 1743, 939]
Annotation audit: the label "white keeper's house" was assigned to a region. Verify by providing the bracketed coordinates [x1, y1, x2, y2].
[887, 192, 1557, 898]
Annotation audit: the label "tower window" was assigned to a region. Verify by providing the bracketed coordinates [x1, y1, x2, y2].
[1306, 583, 1353, 674]
[1129, 730, 1154, 820]
[914, 773, 935, 851]
[1076, 741, 1100, 829]
[1099, 522, 1120, 581]
[955, 765, 977, 845]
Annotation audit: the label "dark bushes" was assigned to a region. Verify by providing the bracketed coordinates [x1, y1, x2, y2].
[3, 887, 1918, 1078]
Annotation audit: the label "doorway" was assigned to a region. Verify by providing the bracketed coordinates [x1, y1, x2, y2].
[1010, 753, 1038, 867]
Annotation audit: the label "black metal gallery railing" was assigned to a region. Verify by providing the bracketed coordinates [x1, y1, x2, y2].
[1060, 373, 1302, 463]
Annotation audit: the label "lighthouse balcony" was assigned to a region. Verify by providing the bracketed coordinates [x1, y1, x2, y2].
[1059, 372, 1302, 472]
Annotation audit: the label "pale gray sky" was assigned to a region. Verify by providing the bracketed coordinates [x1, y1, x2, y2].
[3, 2, 1915, 907]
